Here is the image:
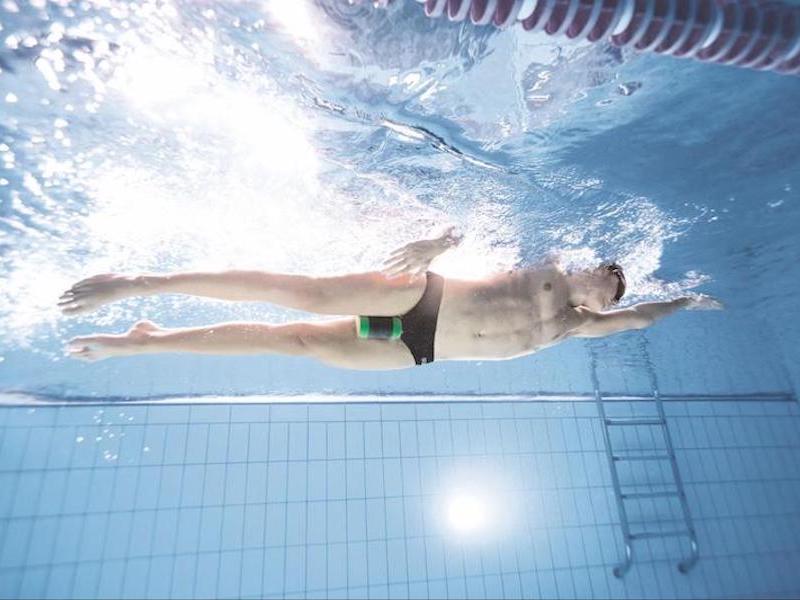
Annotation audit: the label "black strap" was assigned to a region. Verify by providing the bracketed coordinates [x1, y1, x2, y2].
[400, 272, 444, 365]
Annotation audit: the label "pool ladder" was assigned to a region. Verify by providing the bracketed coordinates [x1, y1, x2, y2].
[589, 339, 699, 577]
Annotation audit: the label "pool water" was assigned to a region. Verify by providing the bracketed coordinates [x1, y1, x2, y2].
[0, 1, 799, 598]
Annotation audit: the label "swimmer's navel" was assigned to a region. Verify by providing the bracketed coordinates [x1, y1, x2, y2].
[543, 282, 552, 291]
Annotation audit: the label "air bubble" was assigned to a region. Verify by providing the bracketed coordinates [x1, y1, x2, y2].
[617, 82, 642, 96]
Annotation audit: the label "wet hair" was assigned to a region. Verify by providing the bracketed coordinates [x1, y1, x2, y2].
[603, 263, 626, 303]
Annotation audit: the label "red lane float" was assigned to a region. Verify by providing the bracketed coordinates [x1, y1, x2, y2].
[396, 0, 800, 75]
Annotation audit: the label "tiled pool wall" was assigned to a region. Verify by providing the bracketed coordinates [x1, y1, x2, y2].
[0, 294, 797, 599]
[0, 396, 798, 600]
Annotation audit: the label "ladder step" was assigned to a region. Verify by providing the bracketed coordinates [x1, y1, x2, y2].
[612, 453, 671, 462]
[621, 490, 680, 500]
[629, 530, 691, 540]
[605, 417, 665, 426]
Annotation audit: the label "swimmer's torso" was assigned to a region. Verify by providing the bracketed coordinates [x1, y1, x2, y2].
[433, 263, 583, 360]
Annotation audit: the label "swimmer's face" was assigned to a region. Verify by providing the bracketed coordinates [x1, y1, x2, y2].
[588, 264, 626, 310]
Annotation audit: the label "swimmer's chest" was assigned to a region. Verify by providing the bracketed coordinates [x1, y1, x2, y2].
[436, 270, 577, 358]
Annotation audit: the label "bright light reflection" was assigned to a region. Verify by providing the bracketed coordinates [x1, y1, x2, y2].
[447, 493, 489, 534]
[264, 0, 319, 47]
[110, 50, 208, 108]
[436, 465, 519, 542]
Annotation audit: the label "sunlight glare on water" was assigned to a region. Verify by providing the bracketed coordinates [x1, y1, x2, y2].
[0, 0, 481, 350]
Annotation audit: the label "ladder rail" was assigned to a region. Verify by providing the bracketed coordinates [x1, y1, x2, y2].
[590, 349, 635, 578]
[652, 384, 700, 573]
[642, 335, 700, 574]
[591, 336, 700, 577]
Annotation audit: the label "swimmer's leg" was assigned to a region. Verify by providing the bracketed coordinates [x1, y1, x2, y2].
[60, 270, 427, 316]
[66, 318, 416, 370]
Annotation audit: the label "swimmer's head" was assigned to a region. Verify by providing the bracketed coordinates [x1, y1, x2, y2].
[582, 262, 626, 309]
[604, 262, 626, 304]
[601, 262, 626, 306]
[567, 261, 627, 310]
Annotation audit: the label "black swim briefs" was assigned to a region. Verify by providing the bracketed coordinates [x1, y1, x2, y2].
[400, 271, 444, 365]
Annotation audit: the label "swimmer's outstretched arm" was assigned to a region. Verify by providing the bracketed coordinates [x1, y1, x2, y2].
[572, 295, 723, 338]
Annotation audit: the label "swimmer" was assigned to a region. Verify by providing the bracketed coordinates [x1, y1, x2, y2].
[59, 227, 722, 368]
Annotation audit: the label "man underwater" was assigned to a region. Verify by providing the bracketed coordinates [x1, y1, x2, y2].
[60, 227, 722, 368]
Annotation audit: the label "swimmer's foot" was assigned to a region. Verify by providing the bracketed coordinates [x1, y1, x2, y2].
[66, 320, 162, 362]
[59, 273, 141, 316]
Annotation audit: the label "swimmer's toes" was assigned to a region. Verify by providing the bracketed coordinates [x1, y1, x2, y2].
[66, 344, 91, 360]
[66, 339, 109, 362]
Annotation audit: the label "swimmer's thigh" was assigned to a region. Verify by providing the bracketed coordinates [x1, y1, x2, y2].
[300, 318, 417, 370]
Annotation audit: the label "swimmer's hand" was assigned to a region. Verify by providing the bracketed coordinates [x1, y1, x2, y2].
[680, 294, 725, 311]
[58, 273, 141, 316]
[382, 226, 463, 277]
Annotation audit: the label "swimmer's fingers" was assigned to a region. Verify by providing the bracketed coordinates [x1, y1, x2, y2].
[383, 263, 411, 277]
[383, 256, 407, 270]
[385, 240, 427, 262]
[382, 260, 419, 278]
[382, 249, 423, 271]
[385, 238, 440, 261]
[390, 261, 431, 278]
[686, 295, 725, 310]
[385, 244, 413, 260]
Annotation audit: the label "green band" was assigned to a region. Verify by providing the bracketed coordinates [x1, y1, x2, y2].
[357, 316, 369, 338]
[391, 316, 403, 339]
[356, 316, 403, 339]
